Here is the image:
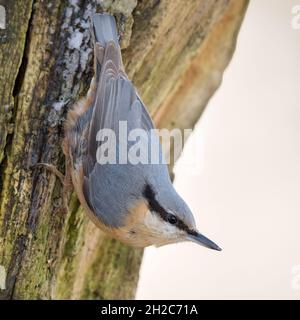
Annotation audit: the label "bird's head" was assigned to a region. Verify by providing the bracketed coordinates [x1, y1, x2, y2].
[117, 184, 221, 250]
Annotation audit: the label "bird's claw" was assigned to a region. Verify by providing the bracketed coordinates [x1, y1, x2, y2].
[34, 162, 73, 213]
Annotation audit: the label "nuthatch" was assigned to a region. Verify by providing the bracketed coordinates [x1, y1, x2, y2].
[63, 13, 221, 250]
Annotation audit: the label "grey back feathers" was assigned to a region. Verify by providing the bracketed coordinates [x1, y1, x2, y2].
[81, 14, 194, 230]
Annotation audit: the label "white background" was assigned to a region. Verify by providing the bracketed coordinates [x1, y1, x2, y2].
[136, 0, 300, 299]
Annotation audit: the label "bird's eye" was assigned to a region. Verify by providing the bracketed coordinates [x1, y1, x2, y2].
[167, 214, 178, 225]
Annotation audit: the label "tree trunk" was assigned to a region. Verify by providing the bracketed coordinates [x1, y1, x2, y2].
[0, 0, 248, 299]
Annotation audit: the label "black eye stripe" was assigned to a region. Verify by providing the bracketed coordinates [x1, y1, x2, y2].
[143, 185, 167, 219]
[143, 184, 191, 233]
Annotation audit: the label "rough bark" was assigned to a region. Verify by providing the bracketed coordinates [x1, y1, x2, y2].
[0, 0, 248, 299]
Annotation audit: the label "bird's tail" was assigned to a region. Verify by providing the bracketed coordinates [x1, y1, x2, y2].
[91, 13, 119, 47]
[91, 13, 123, 76]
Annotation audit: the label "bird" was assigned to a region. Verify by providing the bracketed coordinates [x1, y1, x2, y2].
[63, 13, 221, 250]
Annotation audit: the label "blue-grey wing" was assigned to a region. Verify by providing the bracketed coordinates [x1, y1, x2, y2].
[81, 14, 157, 226]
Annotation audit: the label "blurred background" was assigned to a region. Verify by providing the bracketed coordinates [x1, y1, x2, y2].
[136, 0, 300, 299]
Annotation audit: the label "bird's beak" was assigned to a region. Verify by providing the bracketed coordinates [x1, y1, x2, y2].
[187, 232, 222, 251]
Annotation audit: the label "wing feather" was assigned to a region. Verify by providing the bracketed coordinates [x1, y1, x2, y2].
[81, 16, 155, 226]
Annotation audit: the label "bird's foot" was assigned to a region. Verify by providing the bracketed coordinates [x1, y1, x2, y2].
[35, 163, 66, 185]
[35, 163, 73, 212]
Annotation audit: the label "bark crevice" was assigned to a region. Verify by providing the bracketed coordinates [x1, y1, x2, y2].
[12, 3, 34, 99]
